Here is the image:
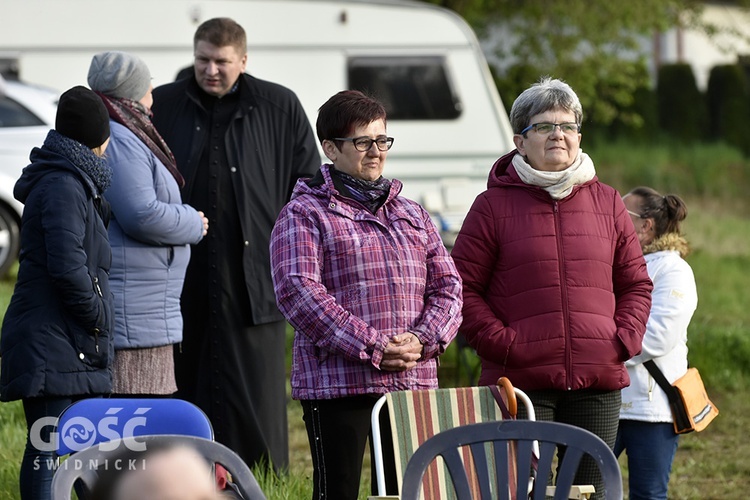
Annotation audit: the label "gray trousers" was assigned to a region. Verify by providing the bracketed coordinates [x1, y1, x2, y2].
[518, 388, 621, 500]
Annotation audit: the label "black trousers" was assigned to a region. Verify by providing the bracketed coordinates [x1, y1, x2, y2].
[301, 395, 398, 500]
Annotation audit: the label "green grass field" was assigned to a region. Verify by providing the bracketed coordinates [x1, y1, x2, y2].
[1, 140, 749, 499]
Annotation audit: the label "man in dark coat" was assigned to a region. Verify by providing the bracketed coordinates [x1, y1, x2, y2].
[151, 17, 319, 471]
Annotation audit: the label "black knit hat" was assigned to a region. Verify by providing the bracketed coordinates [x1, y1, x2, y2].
[55, 85, 110, 149]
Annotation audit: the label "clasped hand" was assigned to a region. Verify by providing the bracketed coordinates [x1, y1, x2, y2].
[198, 210, 209, 236]
[381, 333, 423, 372]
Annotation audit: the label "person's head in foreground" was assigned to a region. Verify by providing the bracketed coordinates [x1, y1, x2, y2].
[316, 89, 393, 182]
[89, 442, 220, 500]
[510, 76, 583, 172]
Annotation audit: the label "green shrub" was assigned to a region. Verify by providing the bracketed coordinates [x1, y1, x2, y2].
[657, 63, 706, 142]
[706, 64, 750, 154]
[588, 84, 659, 144]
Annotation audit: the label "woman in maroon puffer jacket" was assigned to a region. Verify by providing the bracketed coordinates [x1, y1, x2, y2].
[451, 77, 652, 499]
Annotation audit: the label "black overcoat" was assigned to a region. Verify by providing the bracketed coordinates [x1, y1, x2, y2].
[151, 74, 319, 469]
[152, 74, 320, 323]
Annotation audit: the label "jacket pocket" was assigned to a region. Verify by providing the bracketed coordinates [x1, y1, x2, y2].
[92, 270, 114, 332]
[73, 272, 112, 368]
[71, 323, 111, 369]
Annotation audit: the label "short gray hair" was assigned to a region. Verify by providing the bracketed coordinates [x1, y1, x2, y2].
[509, 77, 583, 134]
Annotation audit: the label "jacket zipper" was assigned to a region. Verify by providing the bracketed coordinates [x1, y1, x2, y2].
[553, 202, 573, 389]
[93, 276, 102, 353]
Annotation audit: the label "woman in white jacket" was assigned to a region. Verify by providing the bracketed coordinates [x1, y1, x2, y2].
[616, 186, 698, 500]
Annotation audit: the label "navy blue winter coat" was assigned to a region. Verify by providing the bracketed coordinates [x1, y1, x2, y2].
[0, 131, 114, 401]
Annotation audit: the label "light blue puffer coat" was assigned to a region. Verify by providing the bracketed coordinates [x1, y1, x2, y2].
[105, 121, 204, 349]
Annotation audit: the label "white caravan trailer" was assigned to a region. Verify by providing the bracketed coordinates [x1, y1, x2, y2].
[0, 0, 514, 246]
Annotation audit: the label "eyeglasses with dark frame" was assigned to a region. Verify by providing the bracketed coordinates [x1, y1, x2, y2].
[334, 136, 395, 152]
[520, 122, 581, 136]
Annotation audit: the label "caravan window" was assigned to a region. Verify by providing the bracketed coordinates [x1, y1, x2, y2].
[348, 56, 462, 120]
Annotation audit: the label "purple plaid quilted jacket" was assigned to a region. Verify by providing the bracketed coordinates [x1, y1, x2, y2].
[270, 164, 463, 400]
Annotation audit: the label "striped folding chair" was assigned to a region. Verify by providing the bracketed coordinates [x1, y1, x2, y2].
[370, 377, 536, 500]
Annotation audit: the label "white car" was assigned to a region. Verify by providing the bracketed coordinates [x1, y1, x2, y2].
[0, 76, 58, 276]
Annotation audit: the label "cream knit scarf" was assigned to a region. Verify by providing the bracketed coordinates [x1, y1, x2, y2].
[512, 150, 596, 200]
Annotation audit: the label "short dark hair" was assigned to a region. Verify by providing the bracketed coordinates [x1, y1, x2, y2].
[194, 17, 246, 55]
[316, 90, 387, 147]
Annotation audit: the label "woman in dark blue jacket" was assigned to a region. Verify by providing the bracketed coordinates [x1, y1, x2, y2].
[0, 86, 114, 500]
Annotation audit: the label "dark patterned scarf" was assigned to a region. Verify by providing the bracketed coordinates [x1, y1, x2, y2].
[43, 129, 112, 192]
[332, 167, 392, 213]
[95, 92, 184, 188]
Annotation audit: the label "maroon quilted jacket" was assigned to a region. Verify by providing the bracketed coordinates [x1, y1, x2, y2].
[451, 150, 652, 391]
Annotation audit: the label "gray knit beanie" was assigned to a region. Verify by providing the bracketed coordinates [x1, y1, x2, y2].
[87, 51, 151, 101]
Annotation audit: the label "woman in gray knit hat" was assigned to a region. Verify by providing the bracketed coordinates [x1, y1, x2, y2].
[88, 51, 209, 397]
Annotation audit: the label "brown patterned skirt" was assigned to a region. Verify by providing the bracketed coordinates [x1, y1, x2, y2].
[112, 344, 178, 395]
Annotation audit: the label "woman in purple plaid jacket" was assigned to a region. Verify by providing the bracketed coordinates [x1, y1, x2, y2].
[270, 90, 463, 500]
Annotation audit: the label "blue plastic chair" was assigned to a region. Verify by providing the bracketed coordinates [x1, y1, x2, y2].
[400, 420, 623, 500]
[55, 398, 213, 455]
